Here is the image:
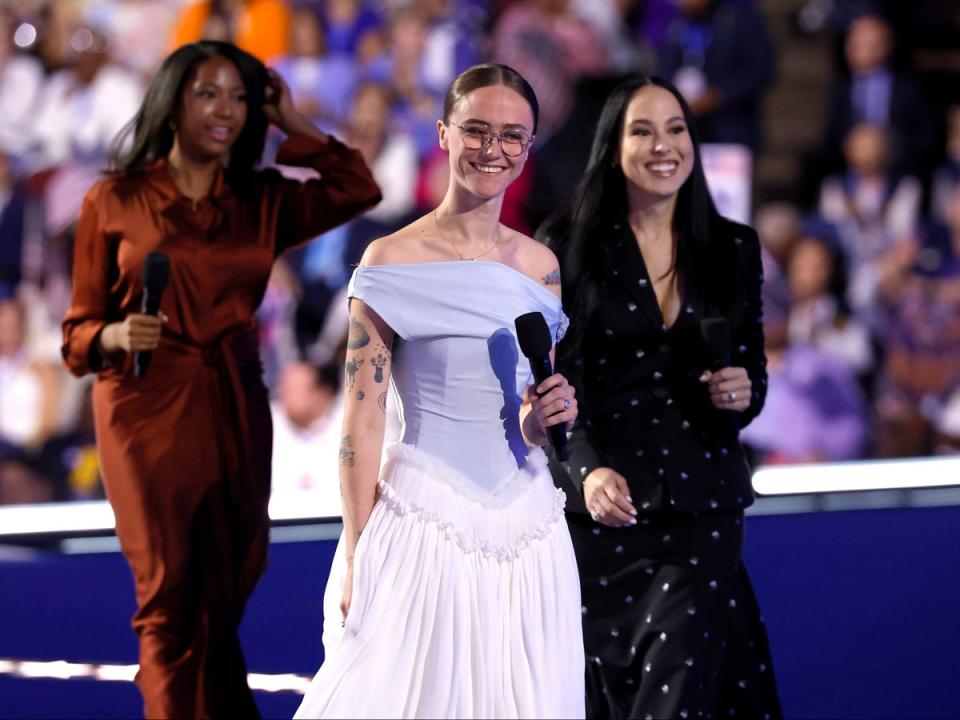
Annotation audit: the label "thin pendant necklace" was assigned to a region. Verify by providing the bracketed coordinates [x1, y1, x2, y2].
[433, 209, 500, 261]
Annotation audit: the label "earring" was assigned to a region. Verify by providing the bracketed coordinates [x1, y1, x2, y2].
[168, 119, 176, 131]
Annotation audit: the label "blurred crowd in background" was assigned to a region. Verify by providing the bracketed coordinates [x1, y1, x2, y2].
[0, 0, 958, 507]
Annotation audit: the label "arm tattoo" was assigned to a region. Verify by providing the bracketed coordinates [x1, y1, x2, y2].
[339, 435, 355, 466]
[345, 357, 364, 389]
[378, 391, 387, 413]
[347, 319, 371, 349]
[356, 390, 365, 401]
[542, 268, 561, 286]
[371, 344, 389, 383]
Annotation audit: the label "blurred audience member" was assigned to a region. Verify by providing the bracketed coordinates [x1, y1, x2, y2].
[171, 0, 291, 62]
[417, 0, 483, 97]
[26, 26, 143, 171]
[28, 0, 84, 73]
[319, 0, 384, 59]
[492, 0, 609, 140]
[347, 81, 417, 228]
[658, 0, 775, 150]
[84, 0, 176, 80]
[270, 362, 342, 509]
[785, 224, 874, 376]
[754, 201, 803, 329]
[804, 11, 938, 205]
[874, 186, 960, 457]
[741, 342, 870, 463]
[0, 457, 59, 505]
[0, 296, 61, 453]
[0, 9, 45, 161]
[572, 0, 656, 74]
[0, 152, 27, 291]
[932, 105, 960, 225]
[819, 122, 921, 326]
[273, 8, 358, 135]
[378, 7, 441, 155]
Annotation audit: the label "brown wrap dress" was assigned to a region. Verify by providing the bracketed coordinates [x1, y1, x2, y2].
[61, 134, 380, 719]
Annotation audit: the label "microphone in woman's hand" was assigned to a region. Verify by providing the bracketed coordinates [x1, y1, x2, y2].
[515, 311, 569, 461]
[135, 252, 170, 378]
[701, 317, 731, 371]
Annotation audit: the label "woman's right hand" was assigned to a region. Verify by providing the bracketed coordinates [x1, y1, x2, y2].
[583, 467, 638, 527]
[99, 314, 164, 353]
[340, 559, 354, 623]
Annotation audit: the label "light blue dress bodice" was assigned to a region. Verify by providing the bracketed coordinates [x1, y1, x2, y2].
[347, 261, 568, 494]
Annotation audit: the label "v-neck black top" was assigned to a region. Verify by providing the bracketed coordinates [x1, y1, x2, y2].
[558, 219, 767, 514]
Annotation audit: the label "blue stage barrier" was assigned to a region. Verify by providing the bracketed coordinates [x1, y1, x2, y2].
[2, 488, 959, 719]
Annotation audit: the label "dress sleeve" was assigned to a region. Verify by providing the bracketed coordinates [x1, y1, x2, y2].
[732, 227, 768, 428]
[61, 190, 115, 377]
[346, 266, 410, 340]
[273, 133, 382, 255]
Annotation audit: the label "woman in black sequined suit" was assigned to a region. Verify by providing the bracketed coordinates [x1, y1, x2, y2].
[542, 76, 782, 720]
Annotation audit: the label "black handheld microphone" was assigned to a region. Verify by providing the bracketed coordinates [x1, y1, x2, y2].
[134, 252, 170, 378]
[700, 317, 731, 371]
[515, 311, 569, 461]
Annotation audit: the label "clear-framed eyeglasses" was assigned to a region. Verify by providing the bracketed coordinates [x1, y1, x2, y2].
[446, 120, 534, 157]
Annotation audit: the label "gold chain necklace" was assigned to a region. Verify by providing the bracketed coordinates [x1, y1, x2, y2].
[433, 209, 500, 262]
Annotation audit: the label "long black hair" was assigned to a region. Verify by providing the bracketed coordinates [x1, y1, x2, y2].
[540, 75, 736, 365]
[108, 41, 270, 196]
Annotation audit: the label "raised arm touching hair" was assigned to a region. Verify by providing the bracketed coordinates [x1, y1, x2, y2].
[338, 298, 394, 620]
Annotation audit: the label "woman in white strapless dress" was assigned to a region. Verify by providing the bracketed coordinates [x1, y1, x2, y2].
[294, 64, 585, 719]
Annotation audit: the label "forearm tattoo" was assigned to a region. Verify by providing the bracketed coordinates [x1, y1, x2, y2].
[347, 319, 371, 349]
[378, 391, 387, 413]
[339, 435, 355, 466]
[371, 344, 389, 383]
[345, 357, 364, 389]
[542, 268, 561, 286]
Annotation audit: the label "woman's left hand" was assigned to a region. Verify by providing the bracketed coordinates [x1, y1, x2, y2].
[263, 68, 298, 132]
[700, 366, 751, 412]
[527, 373, 578, 435]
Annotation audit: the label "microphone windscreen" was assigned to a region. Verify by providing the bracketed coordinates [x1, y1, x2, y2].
[701, 317, 731, 368]
[515, 312, 553, 358]
[142, 252, 170, 293]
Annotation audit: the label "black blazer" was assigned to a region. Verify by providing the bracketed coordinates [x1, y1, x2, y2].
[555, 219, 767, 515]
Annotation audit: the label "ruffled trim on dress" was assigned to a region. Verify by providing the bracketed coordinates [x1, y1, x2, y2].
[375, 481, 567, 563]
[375, 442, 568, 562]
[556, 312, 570, 342]
[381, 441, 549, 507]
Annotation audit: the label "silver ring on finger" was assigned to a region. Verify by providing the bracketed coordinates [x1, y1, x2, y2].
[563, 398, 572, 411]
[728, 390, 736, 402]
[589, 509, 599, 522]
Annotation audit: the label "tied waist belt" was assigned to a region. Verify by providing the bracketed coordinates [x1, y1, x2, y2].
[162, 326, 262, 497]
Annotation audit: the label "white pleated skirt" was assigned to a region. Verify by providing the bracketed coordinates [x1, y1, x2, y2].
[294, 443, 585, 719]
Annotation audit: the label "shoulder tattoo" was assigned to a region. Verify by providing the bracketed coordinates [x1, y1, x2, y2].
[542, 268, 561, 286]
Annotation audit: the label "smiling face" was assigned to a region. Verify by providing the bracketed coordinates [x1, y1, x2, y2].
[173, 56, 248, 164]
[618, 85, 695, 209]
[438, 84, 535, 201]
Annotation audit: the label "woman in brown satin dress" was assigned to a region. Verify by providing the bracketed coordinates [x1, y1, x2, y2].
[61, 41, 380, 719]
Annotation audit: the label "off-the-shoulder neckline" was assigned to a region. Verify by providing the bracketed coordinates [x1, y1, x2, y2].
[356, 260, 561, 305]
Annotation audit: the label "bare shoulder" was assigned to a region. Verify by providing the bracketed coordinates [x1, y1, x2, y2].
[505, 228, 562, 297]
[360, 216, 433, 267]
[359, 234, 404, 267]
